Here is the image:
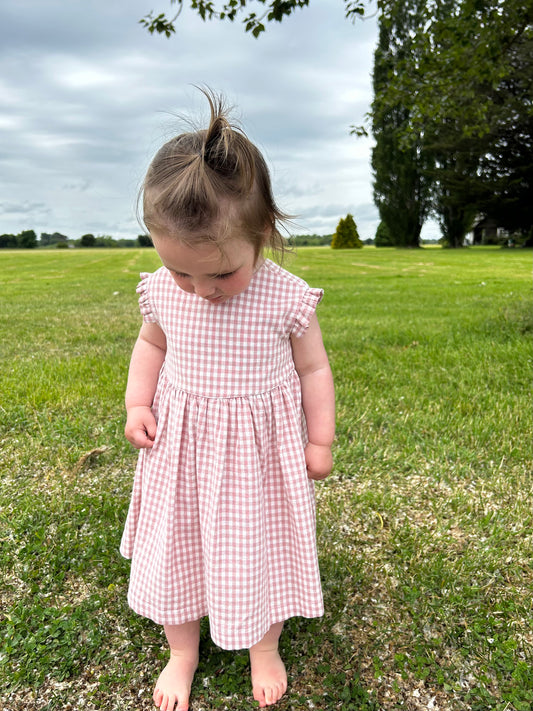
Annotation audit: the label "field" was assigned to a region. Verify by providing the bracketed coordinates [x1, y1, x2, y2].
[0, 246, 532, 710]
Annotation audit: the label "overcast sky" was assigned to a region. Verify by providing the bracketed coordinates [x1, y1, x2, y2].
[0, 0, 439, 242]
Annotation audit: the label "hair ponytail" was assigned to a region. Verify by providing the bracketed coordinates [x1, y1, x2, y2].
[142, 88, 289, 260]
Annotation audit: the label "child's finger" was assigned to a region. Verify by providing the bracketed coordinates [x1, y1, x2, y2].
[145, 419, 157, 442]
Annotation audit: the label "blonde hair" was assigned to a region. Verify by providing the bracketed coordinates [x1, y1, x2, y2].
[141, 88, 290, 260]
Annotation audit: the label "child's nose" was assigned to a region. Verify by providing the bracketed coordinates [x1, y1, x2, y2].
[194, 279, 216, 298]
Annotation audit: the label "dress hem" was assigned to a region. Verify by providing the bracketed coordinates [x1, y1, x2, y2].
[126, 595, 324, 650]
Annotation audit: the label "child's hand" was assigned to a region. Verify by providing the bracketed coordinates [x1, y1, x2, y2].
[305, 442, 333, 481]
[125, 406, 157, 449]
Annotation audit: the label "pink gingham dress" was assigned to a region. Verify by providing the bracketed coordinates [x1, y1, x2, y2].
[120, 259, 324, 649]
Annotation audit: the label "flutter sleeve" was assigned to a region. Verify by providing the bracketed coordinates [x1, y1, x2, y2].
[291, 287, 324, 338]
[136, 272, 159, 323]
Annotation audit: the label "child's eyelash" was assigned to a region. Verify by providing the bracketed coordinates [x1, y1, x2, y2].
[172, 270, 235, 279]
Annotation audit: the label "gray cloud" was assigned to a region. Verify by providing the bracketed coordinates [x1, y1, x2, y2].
[0, 0, 384, 240]
[0, 200, 50, 216]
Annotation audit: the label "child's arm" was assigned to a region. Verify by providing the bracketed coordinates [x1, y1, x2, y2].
[124, 322, 167, 449]
[291, 313, 335, 480]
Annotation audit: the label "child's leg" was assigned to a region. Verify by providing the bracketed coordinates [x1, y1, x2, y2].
[153, 620, 200, 711]
[249, 622, 287, 708]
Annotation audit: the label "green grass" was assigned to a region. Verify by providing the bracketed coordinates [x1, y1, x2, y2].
[1, 246, 532, 710]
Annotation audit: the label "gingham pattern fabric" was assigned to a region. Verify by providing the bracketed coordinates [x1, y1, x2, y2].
[120, 259, 325, 650]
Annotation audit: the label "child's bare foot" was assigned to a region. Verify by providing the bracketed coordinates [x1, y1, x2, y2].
[153, 649, 199, 711]
[154, 622, 200, 711]
[249, 623, 287, 707]
[250, 646, 287, 707]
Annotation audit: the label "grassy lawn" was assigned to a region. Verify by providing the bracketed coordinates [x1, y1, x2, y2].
[1, 246, 531, 710]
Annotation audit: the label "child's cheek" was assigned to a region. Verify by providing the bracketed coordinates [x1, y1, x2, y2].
[226, 271, 253, 295]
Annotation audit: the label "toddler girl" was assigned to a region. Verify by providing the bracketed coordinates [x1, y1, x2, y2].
[121, 89, 335, 711]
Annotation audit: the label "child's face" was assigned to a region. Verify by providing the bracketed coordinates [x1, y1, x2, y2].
[151, 231, 261, 304]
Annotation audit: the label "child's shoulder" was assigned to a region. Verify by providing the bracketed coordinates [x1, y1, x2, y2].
[261, 259, 314, 292]
[138, 266, 173, 289]
[137, 268, 177, 311]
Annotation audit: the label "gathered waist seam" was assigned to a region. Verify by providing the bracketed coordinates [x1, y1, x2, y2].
[158, 370, 299, 401]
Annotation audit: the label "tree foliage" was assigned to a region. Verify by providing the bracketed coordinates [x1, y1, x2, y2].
[19, 230, 38, 248]
[469, 30, 533, 238]
[378, 0, 533, 142]
[331, 213, 363, 249]
[139, 1, 533, 246]
[0, 230, 37, 249]
[371, 6, 433, 247]
[137, 234, 154, 247]
[374, 220, 394, 247]
[140, 1, 366, 38]
[80, 233, 96, 248]
[40, 232, 69, 246]
[288, 233, 332, 246]
[372, 0, 533, 246]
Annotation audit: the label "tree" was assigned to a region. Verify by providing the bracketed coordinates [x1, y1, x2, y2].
[137, 234, 153, 247]
[471, 30, 533, 239]
[373, 0, 533, 244]
[147, 1, 533, 243]
[40, 232, 69, 247]
[80, 233, 96, 247]
[379, 0, 533, 143]
[17, 230, 37, 248]
[374, 220, 394, 247]
[371, 2, 433, 247]
[429, 137, 480, 247]
[331, 213, 363, 249]
[0, 231, 38, 248]
[140, 1, 366, 38]
[94, 235, 117, 247]
[0, 234, 17, 249]
[416, 1, 532, 245]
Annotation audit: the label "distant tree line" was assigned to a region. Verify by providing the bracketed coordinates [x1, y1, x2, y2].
[1, 230, 336, 249]
[78, 233, 153, 248]
[288, 234, 332, 246]
[0, 232, 155, 249]
[3, 230, 356, 250]
[0, 230, 38, 249]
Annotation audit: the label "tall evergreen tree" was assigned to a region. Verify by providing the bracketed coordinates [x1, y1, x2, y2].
[371, 6, 433, 247]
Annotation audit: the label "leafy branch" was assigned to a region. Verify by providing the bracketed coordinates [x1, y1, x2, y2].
[140, 0, 366, 37]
